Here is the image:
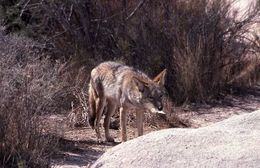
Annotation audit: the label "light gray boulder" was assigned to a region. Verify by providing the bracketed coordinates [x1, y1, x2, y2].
[92, 110, 260, 168]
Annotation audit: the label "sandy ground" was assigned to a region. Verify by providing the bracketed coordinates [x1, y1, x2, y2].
[46, 86, 260, 168]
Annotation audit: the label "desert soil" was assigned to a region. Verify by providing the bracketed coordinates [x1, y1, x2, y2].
[46, 86, 260, 168]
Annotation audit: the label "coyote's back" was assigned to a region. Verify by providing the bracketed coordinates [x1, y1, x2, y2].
[88, 61, 166, 142]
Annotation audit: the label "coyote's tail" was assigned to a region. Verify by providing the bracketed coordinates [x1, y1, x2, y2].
[88, 84, 96, 128]
[88, 78, 103, 128]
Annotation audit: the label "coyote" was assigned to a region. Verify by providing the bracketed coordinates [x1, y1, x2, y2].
[88, 61, 166, 142]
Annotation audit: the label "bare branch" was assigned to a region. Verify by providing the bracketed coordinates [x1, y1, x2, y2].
[19, 0, 31, 17]
[125, 0, 146, 21]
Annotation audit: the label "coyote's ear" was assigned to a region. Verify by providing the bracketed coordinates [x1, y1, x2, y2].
[153, 69, 167, 86]
[132, 77, 149, 92]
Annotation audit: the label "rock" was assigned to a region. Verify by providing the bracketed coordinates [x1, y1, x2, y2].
[92, 110, 260, 168]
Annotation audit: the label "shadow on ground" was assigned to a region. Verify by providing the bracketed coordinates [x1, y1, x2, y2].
[49, 86, 260, 167]
[52, 137, 119, 167]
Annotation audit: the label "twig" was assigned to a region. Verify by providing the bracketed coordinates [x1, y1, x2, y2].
[20, 0, 31, 17]
[68, 4, 74, 21]
[125, 0, 146, 21]
[91, 0, 147, 22]
[91, 10, 125, 22]
[46, 26, 82, 42]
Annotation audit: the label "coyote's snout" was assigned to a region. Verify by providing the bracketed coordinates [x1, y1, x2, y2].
[88, 61, 166, 142]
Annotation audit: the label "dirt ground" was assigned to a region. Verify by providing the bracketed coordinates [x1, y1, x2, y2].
[47, 86, 260, 168]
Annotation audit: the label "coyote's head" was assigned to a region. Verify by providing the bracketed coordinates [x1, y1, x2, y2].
[130, 69, 167, 114]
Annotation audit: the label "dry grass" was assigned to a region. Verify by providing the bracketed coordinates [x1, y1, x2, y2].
[2, 0, 259, 103]
[0, 3, 259, 163]
[0, 32, 70, 167]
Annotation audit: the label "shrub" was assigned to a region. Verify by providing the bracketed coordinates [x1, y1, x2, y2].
[0, 31, 67, 167]
[123, 0, 260, 102]
[1, 0, 259, 103]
